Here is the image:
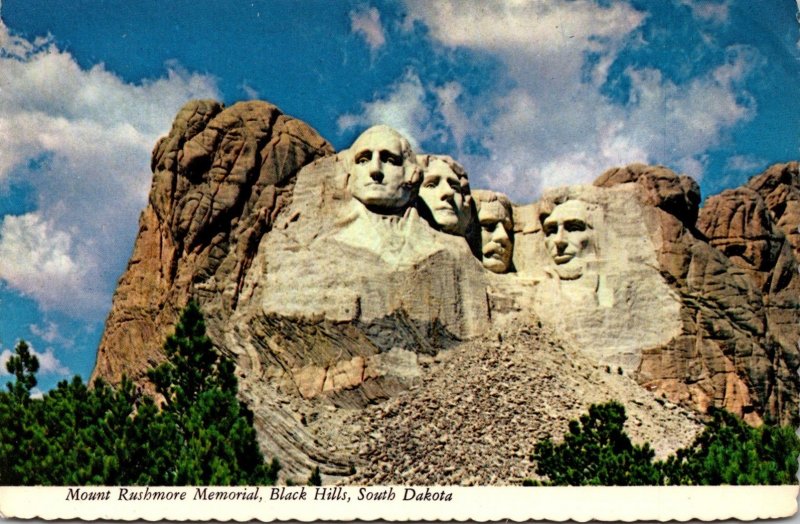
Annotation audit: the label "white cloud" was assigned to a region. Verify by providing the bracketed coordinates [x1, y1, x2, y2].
[406, 0, 644, 69]
[432, 82, 477, 155]
[29, 320, 71, 346]
[338, 70, 437, 149]
[678, 0, 730, 25]
[0, 213, 97, 313]
[344, 1, 760, 201]
[726, 154, 764, 173]
[0, 21, 219, 316]
[240, 82, 260, 100]
[0, 344, 70, 377]
[350, 6, 386, 53]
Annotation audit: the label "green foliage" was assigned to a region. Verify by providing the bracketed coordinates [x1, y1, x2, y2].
[0, 301, 278, 486]
[661, 408, 800, 485]
[528, 401, 800, 486]
[5, 340, 38, 398]
[532, 401, 662, 485]
[308, 466, 322, 486]
[146, 301, 277, 485]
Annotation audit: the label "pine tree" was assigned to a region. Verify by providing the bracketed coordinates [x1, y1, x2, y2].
[0, 340, 43, 484]
[147, 300, 278, 485]
[661, 408, 800, 485]
[528, 401, 800, 486]
[532, 401, 662, 485]
[0, 302, 279, 486]
[308, 466, 322, 486]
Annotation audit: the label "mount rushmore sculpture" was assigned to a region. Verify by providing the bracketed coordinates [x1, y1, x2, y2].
[92, 100, 800, 481]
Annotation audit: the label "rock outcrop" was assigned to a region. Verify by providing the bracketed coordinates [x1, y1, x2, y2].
[93, 99, 799, 483]
[596, 164, 799, 425]
[92, 100, 334, 386]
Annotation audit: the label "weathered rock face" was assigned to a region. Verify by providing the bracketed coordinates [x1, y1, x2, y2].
[92, 100, 334, 386]
[746, 161, 800, 259]
[596, 164, 799, 425]
[93, 99, 799, 483]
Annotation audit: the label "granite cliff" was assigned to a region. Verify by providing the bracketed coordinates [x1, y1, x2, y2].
[92, 99, 799, 482]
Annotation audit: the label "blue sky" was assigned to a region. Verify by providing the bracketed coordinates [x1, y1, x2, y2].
[0, 0, 798, 391]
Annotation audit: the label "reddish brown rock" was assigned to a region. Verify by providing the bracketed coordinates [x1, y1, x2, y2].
[746, 161, 800, 259]
[597, 163, 800, 425]
[91, 99, 333, 386]
[594, 163, 701, 227]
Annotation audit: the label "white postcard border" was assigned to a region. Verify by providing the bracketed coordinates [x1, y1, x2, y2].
[0, 485, 796, 521]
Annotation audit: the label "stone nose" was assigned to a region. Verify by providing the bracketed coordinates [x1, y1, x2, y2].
[369, 169, 384, 183]
[439, 182, 455, 200]
[492, 224, 509, 242]
[368, 156, 383, 177]
[554, 225, 567, 243]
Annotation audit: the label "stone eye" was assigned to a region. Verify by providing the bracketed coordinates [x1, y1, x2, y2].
[356, 152, 371, 164]
[382, 151, 402, 166]
[565, 220, 586, 232]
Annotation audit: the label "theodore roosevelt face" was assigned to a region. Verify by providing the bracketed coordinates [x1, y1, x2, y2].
[478, 200, 513, 273]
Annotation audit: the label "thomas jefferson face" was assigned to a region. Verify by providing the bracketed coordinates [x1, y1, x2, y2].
[347, 127, 414, 212]
[543, 200, 594, 280]
[419, 158, 468, 235]
[478, 201, 513, 273]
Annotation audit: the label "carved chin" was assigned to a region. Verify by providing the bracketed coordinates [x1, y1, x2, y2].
[554, 261, 584, 280]
[482, 255, 509, 273]
[432, 209, 459, 228]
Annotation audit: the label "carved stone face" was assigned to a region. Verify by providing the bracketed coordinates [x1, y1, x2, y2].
[543, 200, 594, 280]
[347, 126, 414, 212]
[419, 158, 468, 235]
[478, 201, 513, 273]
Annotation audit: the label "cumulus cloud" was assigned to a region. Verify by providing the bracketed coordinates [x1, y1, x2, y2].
[678, 0, 730, 25]
[29, 320, 71, 347]
[0, 213, 96, 313]
[340, 1, 759, 201]
[338, 70, 437, 149]
[350, 6, 386, 53]
[0, 344, 70, 377]
[0, 21, 219, 316]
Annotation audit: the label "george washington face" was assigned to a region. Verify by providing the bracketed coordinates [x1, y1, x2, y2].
[346, 126, 418, 213]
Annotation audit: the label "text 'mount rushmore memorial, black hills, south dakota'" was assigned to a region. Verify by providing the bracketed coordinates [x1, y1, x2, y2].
[90, 98, 800, 484]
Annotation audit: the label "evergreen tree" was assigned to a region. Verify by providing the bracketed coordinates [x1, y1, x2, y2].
[147, 300, 278, 485]
[528, 401, 800, 486]
[0, 340, 43, 484]
[5, 340, 38, 398]
[0, 302, 278, 486]
[308, 466, 322, 486]
[532, 401, 662, 485]
[661, 408, 800, 485]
